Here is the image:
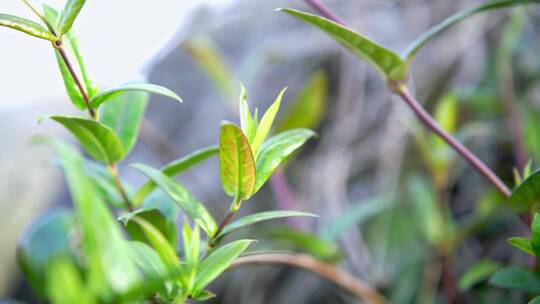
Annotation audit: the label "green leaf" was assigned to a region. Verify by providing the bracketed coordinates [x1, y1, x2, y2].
[182, 223, 200, 289]
[489, 266, 540, 293]
[193, 239, 254, 295]
[323, 195, 392, 242]
[42, 139, 140, 294]
[530, 295, 540, 304]
[402, 0, 539, 61]
[129, 216, 181, 270]
[51, 115, 125, 164]
[119, 208, 176, 248]
[254, 128, 315, 193]
[263, 228, 342, 262]
[219, 122, 256, 200]
[508, 237, 534, 256]
[17, 209, 76, 297]
[432, 93, 458, 151]
[532, 212, 540, 256]
[45, 257, 94, 304]
[90, 83, 182, 109]
[85, 160, 129, 208]
[217, 210, 318, 238]
[458, 259, 500, 291]
[100, 88, 149, 155]
[410, 177, 448, 245]
[133, 164, 218, 236]
[508, 170, 540, 211]
[251, 88, 286, 155]
[0, 13, 56, 41]
[54, 49, 86, 110]
[276, 71, 328, 132]
[58, 0, 86, 35]
[191, 290, 216, 301]
[126, 241, 167, 280]
[133, 145, 219, 206]
[279, 8, 407, 82]
[238, 85, 257, 143]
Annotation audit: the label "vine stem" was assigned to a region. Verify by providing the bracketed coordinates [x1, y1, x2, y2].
[230, 253, 387, 304]
[396, 85, 511, 198]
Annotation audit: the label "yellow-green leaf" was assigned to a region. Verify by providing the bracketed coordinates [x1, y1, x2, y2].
[219, 122, 256, 200]
[58, 0, 86, 35]
[251, 88, 286, 155]
[280, 8, 407, 82]
[0, 13, 56, 41]
[90, 83, 182, 109]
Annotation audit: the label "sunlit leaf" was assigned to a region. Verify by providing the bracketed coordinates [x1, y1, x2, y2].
[459, 259, 500, 291]
[280, 8, 407, 82]
[508, 170, 540, 211]
[219, 122, 256, 200]
[402, 0, 539, 61]
[251, 88, 286, 155]
[45, 257, 94, 304]
[126, 241, 167, 280]
[182, 223, 200, 290]
[58, 0, 86, 35]
[489, 266, 540, 293]
[0, 13, 56, 41]
[119, 208, 176, 248]
[238, 85, 257, 143]
[217, 210, 318, 238]
[192, 240, 254, 295]
[508, 237, 534, 256]
[51, 115, 125, 164]
[133, 164, 218, 236]
[254, 128, 315, 193]
[276, 71, 328, 132]
[133, 145, 219, 206]
[90, 83, 182, 109]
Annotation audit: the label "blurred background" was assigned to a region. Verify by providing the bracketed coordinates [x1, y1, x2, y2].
[2, 0, 540, 303]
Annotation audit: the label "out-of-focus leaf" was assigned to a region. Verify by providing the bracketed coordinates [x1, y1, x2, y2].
[459, 259, 500, 291]
[58, 0, 86, 35]
[280, 8, 407, 82]
[217, 210, 318, 238]
[133, 146, 219, 206]
[263, 228, 342, 262]
[51, 115, 125, 164]
[100, 88, 149, 155]
[531, 213, 540, 256]
[119, 208, 176, 248]
[432, 93, 458, 151]
[507, 237, 534, 256]
[323, 195, 392, 242]
[276, 71, 328, 132]
[42, 139, 141, 294]
[251, 88, 286, 155]
[90, 83, 182, 109]
[17, 209, 76, 297]
[526, 109, 540, 161]
[133, 164, 217, 236]
[508, 170, 540, 211]
[126, 241, 167, 279]
[219, 122, 256, 200]
[45, 257, 93, 304]
[254, 129, 315, 193]
[402, 0, 539, 61]
[192, 240, 253, 295]
[184, 37, 235, 103]
[238, 86, 257, 143]
[489, 266, 540, 293]
[530, 296, 540, 304]
[410, 177, 447, 245]
[142, 189, 181, 222]
[129, 216, 181, 271]
[182, 223, 200, 290]
[0, 14, 56, 41]
[192, 290, 216, 301]
[85, 160, 127, 208]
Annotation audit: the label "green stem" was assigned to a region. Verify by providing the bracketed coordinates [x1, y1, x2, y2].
[109, 163, 134, 211]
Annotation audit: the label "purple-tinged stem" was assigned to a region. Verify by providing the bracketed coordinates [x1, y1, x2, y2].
[304, 0, 348, 25]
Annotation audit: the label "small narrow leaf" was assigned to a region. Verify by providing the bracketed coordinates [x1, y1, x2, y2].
[509, 170, 540, 211]
[133, 146, 219, 206]
[90, 83, 182, 109]
[182, 223, 200, 289]
[263, 228, 342, 262]
[277, 71, 328, 132]
[126, 241, 167, 279]
[402, 0, 539, 61]
[489, 266, 540, 293]
[54, 50, 86, 110]
[51, 115, 125, 164]
[238, 85, 257, 143]
[119, 208, 176, 248]
[251, 88, 286, 155]
[133, 164, 218, 236]
[458, 260, 500, 292]
[100, 89, 149, 155]
[218, 210, 317, 238]
[219, 122, 256, 200]
[193, 240, 254, 295]
[280, 8, 407, 81]
[508, 237, 534, 256]
[0, 14, 56, 41]
[254, 128, 316, 193]
[58, 0, 86, 35]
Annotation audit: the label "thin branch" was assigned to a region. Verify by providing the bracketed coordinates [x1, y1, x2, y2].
[396, 85, 511, 197]
[230, 253, 387, 304]
[109, 164, 134, 211]
[54, 41, 96, 118]
[303, 0, 348, 25]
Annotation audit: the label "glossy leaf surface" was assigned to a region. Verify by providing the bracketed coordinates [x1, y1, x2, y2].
[0, 13, 56, 41]
[58, 0, 86, 35]
[90, 83, 182, 109]
[509, 170, 540, 211]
